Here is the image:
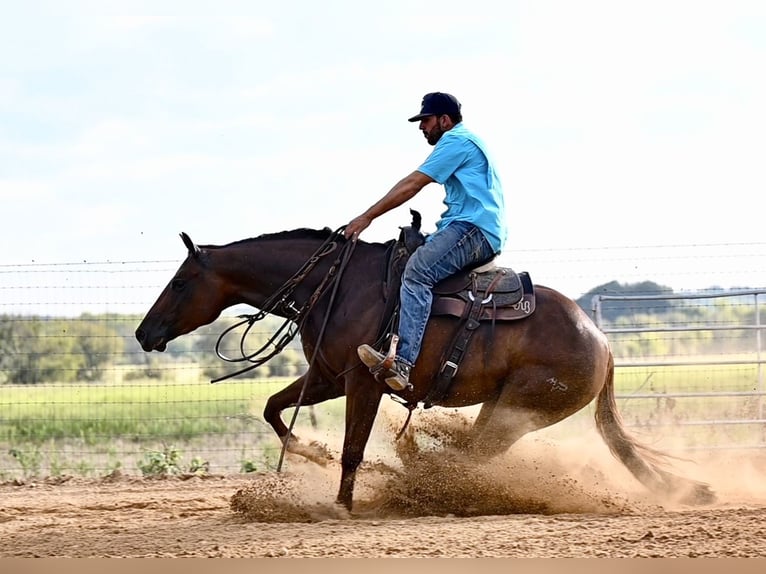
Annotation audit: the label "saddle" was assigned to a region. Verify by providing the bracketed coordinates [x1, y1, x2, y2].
[431, 263, 534, 321]
[424, 263, 535, 407]
[377, 211, 537, 408]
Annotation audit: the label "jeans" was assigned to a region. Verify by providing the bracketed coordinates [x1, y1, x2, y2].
[396, 220, 496, 366]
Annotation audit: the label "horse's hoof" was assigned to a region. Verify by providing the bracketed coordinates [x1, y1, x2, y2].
[680, 484, 717, 506]
[285, 439, 334, 467]
[332, 502, 352, 520]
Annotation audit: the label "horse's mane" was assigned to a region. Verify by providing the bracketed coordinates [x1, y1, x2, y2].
[201, 227, 395, 250]
[201, 227, 338, 249]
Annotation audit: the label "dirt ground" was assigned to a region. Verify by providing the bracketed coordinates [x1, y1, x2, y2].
[2, 410, 766, 558]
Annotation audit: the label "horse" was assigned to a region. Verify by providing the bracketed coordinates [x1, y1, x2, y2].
[135, 223, 714, 511]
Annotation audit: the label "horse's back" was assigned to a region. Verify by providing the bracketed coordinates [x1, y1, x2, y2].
[418, 283, 610, 412]
[428, 283, 607, 361]
[514, 284, 611, 373]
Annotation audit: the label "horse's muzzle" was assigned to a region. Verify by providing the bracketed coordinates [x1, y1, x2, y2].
[135, 328, 167, 352]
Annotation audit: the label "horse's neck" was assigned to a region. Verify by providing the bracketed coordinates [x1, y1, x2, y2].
[213, 239, 340, 307]
[216, 236, 389, 302]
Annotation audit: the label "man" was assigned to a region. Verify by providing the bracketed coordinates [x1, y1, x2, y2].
[344, 92, 507, 392]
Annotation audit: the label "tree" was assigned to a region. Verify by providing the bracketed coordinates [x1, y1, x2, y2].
[69, 315, 125, 381]
[0, 316, 74, 384]
[578, 280, 675, 324]
[0, 314, 124, 384]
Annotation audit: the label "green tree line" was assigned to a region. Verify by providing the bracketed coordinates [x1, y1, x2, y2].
[577, 281, 762, 358]
[1, 281, 762, 384]
[0, 312, 304, 384]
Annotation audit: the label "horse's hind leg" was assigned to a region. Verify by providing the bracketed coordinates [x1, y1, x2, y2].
[263, 371, 344, 465]
[465, 401, 547, 460]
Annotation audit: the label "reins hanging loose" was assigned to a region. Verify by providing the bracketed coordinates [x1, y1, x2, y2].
[209, 228, 344, 384]
[277, 229, 358, 471]
[202, 225, 357, 472]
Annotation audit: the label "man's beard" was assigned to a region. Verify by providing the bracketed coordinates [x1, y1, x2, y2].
[425, 126, 444, 145]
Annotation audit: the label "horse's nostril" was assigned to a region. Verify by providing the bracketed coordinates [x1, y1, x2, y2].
[135, 329, 145, 343]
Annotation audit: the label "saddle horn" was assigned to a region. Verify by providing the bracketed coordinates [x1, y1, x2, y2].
[409, 208, 422, 232]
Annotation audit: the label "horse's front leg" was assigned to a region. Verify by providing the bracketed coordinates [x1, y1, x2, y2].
[263, 371, 344, 465]
[337, 378, 384, 510]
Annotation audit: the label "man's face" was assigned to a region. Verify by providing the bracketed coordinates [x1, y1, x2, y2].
[419, 115, 448, 145]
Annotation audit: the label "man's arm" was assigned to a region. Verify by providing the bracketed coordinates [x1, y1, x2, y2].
[344, 170, 433, 239]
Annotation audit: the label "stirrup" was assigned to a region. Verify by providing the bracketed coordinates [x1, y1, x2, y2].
[358, 335, 399, 372]
[358, 336, 412, 391]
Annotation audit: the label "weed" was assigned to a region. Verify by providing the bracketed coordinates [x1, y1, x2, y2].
[137, 445, 210, 477]
[8, 447, 42, 480]
[138, 444, 182, 477]
[188, 456, 210, 475]
[74, 460, 94, 477]
[49, 454, 64, 478]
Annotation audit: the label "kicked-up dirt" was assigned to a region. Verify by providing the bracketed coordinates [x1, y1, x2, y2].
[1, 410, 765, 558]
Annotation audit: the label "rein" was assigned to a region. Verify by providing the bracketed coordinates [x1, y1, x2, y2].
[210, 229, 345, 383]
[277, 231, 358, 471]
[206, 226, 358, 473]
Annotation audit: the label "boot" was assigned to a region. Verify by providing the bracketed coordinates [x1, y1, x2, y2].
[357, 344, 412, 392]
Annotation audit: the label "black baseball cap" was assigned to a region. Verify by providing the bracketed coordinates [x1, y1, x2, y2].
[407, 92, 462, 122]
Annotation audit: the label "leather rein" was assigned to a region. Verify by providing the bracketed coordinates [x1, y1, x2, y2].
[211, 226, 355, 383]
[207, 226, 357, 472]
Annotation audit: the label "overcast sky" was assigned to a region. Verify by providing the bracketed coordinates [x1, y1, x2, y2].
[2, 0, 765, 307]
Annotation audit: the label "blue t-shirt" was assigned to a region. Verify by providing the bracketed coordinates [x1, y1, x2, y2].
[416, 123, 507, 253]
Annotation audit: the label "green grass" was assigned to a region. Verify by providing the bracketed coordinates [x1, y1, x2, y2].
[614, 362, 763, 394]
[1, 380, 260, 443]
[0, 363, 762, 479]
[2, 364, 762, 444]
[0, 374, 348, 480]
[0, 376, 345, 444]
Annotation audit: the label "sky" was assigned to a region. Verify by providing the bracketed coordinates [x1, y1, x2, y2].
[2, 0, 766, 314]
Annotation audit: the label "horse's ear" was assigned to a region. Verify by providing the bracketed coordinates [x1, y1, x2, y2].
[180, 232, 200, 258]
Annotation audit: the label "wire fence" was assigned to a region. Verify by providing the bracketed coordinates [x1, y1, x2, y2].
[2, 244, 766, 480]
[0, 316, 321, 481]
[0, 258, 323, 479]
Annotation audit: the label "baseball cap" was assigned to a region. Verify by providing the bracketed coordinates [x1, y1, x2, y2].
[407, 92, 462, 122]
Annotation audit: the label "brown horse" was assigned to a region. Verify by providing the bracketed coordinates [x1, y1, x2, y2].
[135, 225, 713, 511]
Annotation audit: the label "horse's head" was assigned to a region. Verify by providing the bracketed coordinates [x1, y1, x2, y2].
[135, 232, 229, 352]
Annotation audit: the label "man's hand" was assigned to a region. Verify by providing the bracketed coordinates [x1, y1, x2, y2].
[343, 170, 432, 240]
[344, 215, 372, 240]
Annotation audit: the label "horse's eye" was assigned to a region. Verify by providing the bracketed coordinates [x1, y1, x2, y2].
[171, 278, 186, 292]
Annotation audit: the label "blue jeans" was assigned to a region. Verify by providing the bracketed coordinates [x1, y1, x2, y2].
[397, 221, 496, 366]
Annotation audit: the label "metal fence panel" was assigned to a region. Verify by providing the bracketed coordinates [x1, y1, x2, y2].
[592, 289, 765, 450]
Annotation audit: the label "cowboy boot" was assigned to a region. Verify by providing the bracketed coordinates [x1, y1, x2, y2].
[357, 344, 412, 392]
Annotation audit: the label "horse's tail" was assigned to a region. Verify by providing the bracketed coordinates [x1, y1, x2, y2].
[594, 352, 716, 505]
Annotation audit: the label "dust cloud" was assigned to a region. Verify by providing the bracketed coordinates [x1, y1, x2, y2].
[230, 401, 766, 523]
